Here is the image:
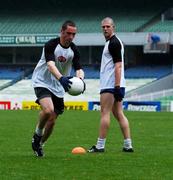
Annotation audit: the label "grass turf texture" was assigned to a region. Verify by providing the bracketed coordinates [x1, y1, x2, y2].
[0, 110, 172, 180]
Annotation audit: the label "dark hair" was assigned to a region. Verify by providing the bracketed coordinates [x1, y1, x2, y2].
[61, 20, 76, 30]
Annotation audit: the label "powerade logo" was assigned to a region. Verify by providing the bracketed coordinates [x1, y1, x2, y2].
[124, 101, 161, 112]
[127, 104, 158, 111]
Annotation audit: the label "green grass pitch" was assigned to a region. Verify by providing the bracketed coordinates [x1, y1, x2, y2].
[0, 110, 173, 180]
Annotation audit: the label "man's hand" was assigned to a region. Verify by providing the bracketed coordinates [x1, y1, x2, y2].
[59, 76, 72, 92]
[114, 86, 124, 102]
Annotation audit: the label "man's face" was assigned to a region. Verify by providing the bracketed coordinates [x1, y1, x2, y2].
[61, 25, 77, 46]
[101, 20, 114, 40]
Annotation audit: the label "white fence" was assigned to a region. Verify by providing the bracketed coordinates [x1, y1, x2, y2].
[125, 88, 173, 101]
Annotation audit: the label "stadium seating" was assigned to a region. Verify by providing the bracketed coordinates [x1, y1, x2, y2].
[0, 80, 11, 86]
[70, 66, 99, 79]
[0, 9, 162, 34]
[144, 20, 173, 32]
[0, 67, 24, 79]
[0, 78, 156, 102]
[125, 65, 172, 78]
[126, 78, 156, 91]
[5, 65, 171, 80]
[70, 65, 172, 79]
[0, 0, 172, 34]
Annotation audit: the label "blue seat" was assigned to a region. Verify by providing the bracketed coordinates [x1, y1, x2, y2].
[125, 66, 171, 78]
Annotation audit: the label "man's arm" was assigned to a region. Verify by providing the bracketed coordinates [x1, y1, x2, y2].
[114, 62, 124, 101]
[47, 61, 62, 80]
[47, 61, 72, 92]
[71, 43, 84, 79]
[115, 62, 122, 87]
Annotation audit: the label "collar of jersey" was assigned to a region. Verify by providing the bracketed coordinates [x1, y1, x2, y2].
[106, 34, 115, 42]
[59, 42, 70, 49]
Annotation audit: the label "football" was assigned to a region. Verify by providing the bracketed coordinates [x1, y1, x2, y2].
[68, 77, 85, 96]
[71, 147, 86, 154]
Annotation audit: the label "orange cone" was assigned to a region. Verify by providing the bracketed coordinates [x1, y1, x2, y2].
[72, 147, 86, 154]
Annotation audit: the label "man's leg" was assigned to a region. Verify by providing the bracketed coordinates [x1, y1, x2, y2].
[41, 112, 58, 144]
[112, 101, 133, 152]
[37, 97, 57, 138]
[99, 93, 114, 138]
[32, 97, 57, 157]
[88, 93, 114, 153]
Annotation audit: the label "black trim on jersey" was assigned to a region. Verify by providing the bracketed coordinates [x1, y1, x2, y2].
[108, 35, 122, 63]
[44, 38, 59, 62]
[71, 42, 82, 70]
[44, 38, 82, 71]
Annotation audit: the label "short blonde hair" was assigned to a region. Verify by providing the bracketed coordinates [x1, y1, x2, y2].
[101, 17, 115, 27]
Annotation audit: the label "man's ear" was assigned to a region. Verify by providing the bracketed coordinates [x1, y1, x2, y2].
[61, 29, 64, 34]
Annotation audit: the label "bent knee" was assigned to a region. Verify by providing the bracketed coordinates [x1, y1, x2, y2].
[43, 108, 55, 118]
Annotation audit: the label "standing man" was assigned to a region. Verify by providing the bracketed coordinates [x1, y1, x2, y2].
[31, 20, 84, 157]
[88, 17, 133, 153]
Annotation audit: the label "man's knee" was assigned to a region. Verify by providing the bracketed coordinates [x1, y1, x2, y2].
[43, 107, 55, 118]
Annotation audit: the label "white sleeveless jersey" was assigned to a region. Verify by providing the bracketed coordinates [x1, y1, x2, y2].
[100, 35, 126, 90]
[32, 37, 81, 97]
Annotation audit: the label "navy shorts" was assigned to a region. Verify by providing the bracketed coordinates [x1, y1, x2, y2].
[34, 87, 64, 115]
[100, 88, 125, 99]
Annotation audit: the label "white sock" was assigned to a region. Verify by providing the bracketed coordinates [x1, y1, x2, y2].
[124, 138, 132, 149]
[96, 138, 106, 149]
[35, 127, 43, 136]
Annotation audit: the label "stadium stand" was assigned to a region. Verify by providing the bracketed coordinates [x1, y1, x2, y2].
[71, 65, 172, 79]
[0, 80, 11, 86]
[0, 66, 34, 90]
[125, 65, 172, 78]
[0, 10, 166, 33]
[0, 78, 156, 102]
[70, 66, 99, 79]
[144, 20, 173, 32]
[0, 67, 24, 79]
[0, 6, 166, 34]
[126, 78, 156, 91]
